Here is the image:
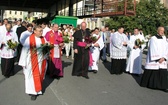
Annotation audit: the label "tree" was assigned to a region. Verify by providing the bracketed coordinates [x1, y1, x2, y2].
[105, 0, 168, 35]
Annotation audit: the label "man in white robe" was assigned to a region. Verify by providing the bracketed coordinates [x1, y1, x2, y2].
[19, 26, 48, 100]
[126, 28, 146, 75]
[41, 22, 51, 36]
[0, 23, 18, 78]
[20, 24, 33, 45]
[140, 26, 168, 92]
[110, 26, 128, 74]
[12, 20, 21, 33]
[89, 28, 104, 73]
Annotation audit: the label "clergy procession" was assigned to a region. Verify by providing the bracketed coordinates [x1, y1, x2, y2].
[0, 18, 168, 101]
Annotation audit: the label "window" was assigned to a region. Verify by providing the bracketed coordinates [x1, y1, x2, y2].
[9, 11, 11, 14]
[20, 12, 22, 15]
[15, 11, 17, 15]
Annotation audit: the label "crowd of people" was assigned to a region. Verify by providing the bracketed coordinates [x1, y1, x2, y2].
[0, 18, 167, 101]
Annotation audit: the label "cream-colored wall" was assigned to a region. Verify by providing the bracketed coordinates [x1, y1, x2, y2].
[3, 10, 24, 20]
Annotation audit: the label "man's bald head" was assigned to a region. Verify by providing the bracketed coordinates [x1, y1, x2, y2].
[81, 22, 87, 30]
[52, 24, 59, 31]
[157, 26, 164, 36]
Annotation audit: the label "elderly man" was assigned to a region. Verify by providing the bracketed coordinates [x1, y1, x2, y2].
[72, 22, 91, 79]
[45, 24, 64, 79]
[19, 25, 48, 100]
[140, 26, 168, 92]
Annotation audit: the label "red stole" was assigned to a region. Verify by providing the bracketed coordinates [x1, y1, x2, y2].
[48, 31, 55, 58]
[30, 34, 47, 92]
[48, 30, 61, 59]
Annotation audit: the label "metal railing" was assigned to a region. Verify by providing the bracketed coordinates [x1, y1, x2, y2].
[58, 0, 136, 17]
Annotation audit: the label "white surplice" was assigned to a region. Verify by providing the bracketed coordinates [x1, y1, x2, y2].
[0, 25, 7, 63]
[126, 34, 146, 74]
[89, 34, 104, 71]
[110, 31, 128, 59]
[145, 35, 168, 70]
[19, 36, 47, 95]
[0, 30, 18, 58]
[20, 30, 33, 45]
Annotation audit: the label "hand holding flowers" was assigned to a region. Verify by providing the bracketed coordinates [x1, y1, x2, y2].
[7, 39, 18, 50]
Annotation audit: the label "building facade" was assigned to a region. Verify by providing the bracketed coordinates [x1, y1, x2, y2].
[3, 10, 47, 22]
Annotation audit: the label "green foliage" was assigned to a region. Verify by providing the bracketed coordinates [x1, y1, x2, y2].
[105, 0, 168, 35]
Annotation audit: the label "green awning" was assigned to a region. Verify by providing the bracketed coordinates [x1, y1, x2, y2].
[52, 16, 78, 27]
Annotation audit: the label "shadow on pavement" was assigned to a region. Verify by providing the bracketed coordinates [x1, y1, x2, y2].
[43, 75, 54, 94]
[102, 60, 111, 73]
[62, 61, 72, 70]
[14, 64, 23, 75]
[131, 65, 145, 85]
[131, 74, 142, 85]
[0, 78, 7, 84]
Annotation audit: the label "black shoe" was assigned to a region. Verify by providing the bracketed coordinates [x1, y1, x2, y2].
[163, 89, 168, 93]
[31, 95, 37, 101]
[55, 76, 61, 80]
[77, 74, 82, 77]
[134, 74, 140, 77]
[93, 70, 97, 74]
[4, 75, 9, 78]
[83, 76, 89, 79]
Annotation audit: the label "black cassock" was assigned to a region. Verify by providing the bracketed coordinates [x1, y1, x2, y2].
[72, 29, 90, 77]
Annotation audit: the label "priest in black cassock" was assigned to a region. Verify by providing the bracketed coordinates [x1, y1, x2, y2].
[140, 26, 168, 92]
[72, 22, 91, 79]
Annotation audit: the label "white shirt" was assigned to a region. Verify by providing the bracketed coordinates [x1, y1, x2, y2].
[20, 30, 33, 45]
[42, 26, 51, 36]
[0, 25, 7, 35]
[12, 25, 21, 33]
[128, 33, 146, 50]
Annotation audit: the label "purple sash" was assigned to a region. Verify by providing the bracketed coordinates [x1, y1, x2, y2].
[76, 41, 93, 66]
[76, 41, 87, 47]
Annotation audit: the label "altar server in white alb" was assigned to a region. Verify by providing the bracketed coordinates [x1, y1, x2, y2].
[89, 28, 104, 73]
[0, 23, 18, 78]
[126, 28, 146, 75]
[110, 26, 128, 74]
[140, 26, 168, 92]
[41, 22, 51, 36]
[19, 26, 48, 100]
[20, 23, 33, 45]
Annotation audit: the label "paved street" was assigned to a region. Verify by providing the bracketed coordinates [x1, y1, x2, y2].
[0, 51, 167, 105]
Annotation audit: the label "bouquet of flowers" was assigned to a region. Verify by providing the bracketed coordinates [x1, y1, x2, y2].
[84, 35, 99, 49]
[135, 39, 145, 47]
[35, 43, 54, 55]
[90, 36, 98, 43]
[7, 39, 19, 50]
[63, 34, 70, 43]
